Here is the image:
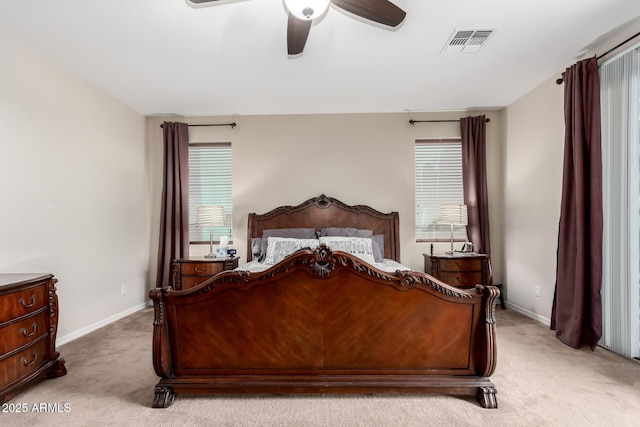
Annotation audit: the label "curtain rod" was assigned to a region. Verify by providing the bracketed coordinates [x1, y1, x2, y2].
[160, 122, 237, 129]
[409, 118, 490, 126]
[556, 31, 640, 85]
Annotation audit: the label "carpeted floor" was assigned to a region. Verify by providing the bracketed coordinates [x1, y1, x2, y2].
[2, 306, 640, 426]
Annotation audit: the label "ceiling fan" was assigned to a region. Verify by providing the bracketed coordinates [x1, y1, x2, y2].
[187, 0, 406, 55]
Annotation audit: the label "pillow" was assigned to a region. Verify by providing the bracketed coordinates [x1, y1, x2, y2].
[371, 234, 384, 263]
[251, 238, 262, 260]
[263, 237, 320, 265]
[320, 227, 373, 238]
[260, 228, 316, 258]
[318, 236, 376, 265]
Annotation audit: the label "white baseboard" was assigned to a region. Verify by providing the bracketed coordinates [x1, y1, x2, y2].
[504, 301, 551, 326]
[56, 301, 151, 346]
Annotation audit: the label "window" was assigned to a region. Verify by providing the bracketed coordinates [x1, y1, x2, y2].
[415, 139, 467, 241]
[189, 143, 232, 243]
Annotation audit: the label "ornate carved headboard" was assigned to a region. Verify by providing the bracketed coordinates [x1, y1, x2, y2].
[247, 194, 400, 262]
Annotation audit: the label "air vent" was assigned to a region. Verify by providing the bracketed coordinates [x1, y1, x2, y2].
[441, 29, 495, 54]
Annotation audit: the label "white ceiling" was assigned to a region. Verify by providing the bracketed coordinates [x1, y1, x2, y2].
[1, 0, 639, 117]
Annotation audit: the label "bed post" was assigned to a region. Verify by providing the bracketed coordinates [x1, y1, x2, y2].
[475, 284, 499, 408]
[149, 288, 175, 408]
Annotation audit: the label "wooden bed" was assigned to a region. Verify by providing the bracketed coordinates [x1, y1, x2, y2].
[150, 195, 499, 408]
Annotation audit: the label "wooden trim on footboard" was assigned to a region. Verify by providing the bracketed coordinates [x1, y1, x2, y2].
[149, 246, 499, 409]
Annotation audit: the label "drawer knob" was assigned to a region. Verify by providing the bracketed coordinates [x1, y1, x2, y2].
[19, 322, 38, 337]
[21, 352, 38, 367]
[194, 266, 206, 273]
[18, 295, 36, 308]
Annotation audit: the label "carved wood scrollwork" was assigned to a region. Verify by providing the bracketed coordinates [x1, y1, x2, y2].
[397, 271, 474, 298]
[311, 261, 334, 276]
[310, 244, 334, 276]
[149, 289, 165, 326]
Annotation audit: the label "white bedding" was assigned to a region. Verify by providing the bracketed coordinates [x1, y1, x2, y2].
[236, 257, 411, 274]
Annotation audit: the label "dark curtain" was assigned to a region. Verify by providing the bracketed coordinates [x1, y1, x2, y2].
[460, 115, 491, 256]
[155, 122, 190, 288]
[551, 57, 603, 350]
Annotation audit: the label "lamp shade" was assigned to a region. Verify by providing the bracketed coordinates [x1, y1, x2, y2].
[195, 206, 225, 228]
[283, 0, 331, 20]
[437, 204, 468, 226]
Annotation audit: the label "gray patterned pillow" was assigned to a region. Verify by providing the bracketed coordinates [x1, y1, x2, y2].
[264, 237, 320, 265]
[318, 236, 376, 264]
[260, 228, 317, 257]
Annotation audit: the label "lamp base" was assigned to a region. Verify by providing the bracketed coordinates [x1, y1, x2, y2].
[204, 253, 216, 258]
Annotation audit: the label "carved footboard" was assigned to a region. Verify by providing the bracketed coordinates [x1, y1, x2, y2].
[150, 246, 498, 408]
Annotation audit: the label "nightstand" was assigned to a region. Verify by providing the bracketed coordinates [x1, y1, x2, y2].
[172, 256, 239, 290]
[425, 253, 489, 289]
[425, 253, 505, 309]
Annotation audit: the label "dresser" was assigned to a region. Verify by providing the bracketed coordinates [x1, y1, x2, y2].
[172, 257, 239, 290]
[425, 254, 490, 289]
[0, 274, 67, 403]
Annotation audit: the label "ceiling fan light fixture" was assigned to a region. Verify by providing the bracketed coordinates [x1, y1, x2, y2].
[284, 0, 331, 20]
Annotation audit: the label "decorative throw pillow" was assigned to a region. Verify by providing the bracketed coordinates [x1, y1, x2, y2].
[318, 236, 376, 265]
[263, 237, 320, 265]
[260, 228, 317, 258]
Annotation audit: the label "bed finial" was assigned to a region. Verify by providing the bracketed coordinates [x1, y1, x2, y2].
[317, 194, 330, 208]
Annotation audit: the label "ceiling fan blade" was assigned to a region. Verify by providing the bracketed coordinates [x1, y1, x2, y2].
[331, 0, 406, 27]
[287, 14, 312, 55]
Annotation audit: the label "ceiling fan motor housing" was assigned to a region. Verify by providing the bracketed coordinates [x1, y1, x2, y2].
[284, 0, 331, 21]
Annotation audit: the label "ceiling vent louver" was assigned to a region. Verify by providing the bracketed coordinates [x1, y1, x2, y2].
[442, 29, 494, 54]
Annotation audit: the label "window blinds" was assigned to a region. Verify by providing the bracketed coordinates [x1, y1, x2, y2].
[600, 47, 640, 358]
[188, 143, 232, 242]
[415, 139, 467, 241]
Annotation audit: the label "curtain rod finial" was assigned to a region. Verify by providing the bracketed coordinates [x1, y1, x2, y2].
[556, 78, 564, 85]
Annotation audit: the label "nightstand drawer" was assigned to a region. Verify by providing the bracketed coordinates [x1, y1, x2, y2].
[180, 276, 215, 289]
[438, 258, 484, 272]
[179, 262, 224, 276]
[437, 272, 484, 288]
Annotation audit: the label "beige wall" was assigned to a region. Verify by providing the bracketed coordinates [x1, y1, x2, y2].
[146, 111, 504, 288]
[0, 31, 148, 343]
[503, 76, 564, 323]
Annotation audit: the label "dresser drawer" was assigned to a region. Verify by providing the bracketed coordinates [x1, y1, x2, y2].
[0, 312, 48, 356]
[0, 338, 50, 388]
[438, 272, 484, 288]
[0, 284, 47, 324]
[437, 258, 484, 272]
